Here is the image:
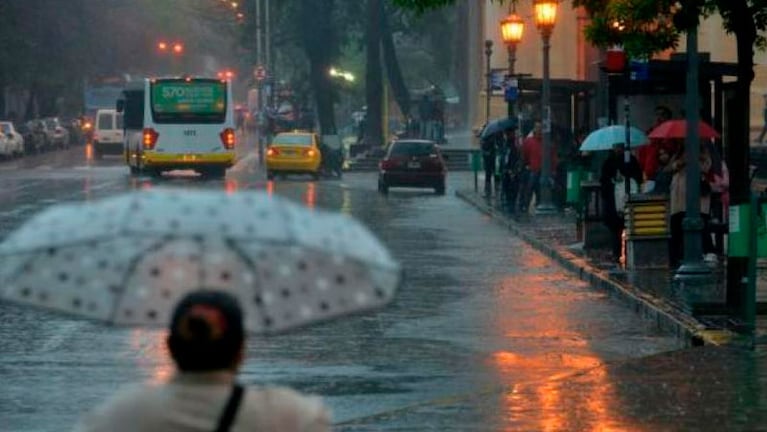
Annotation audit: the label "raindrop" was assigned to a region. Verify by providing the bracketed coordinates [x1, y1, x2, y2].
[281, 288, 291, 298]
[20, 287, 31, 297]
[150, 267, 161, 278]
[193, 235, 204, 243]
[263, 316, 273, 327]
[97, 260, 109, 270]
[22, 263, 33, 272]
[124, 309, 133, 318]
[109, 285, 122, 294]
[297, 261, 308, 271]
[335, 274, 346, 285]
[58, 272, 69, 282]
[38, 292, 48, 302]
[47, 247, 57, 256]
[374, 288, 386, 299]
[147, 310, 158, 320]
[161, 289, 171, 299]
[220, 271, 231, 282]
[319, 301, 330, 312]
[72, 298, 82, 308]
[254, 295, 263, 306]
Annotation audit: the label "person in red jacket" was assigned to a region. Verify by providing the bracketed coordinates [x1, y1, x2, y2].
[639, 106, 672, 184]
[520, 121, 557, 212]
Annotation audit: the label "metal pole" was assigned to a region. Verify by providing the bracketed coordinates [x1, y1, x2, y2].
[484, 40, 493, 125]
[624, 95, 631, 197]
[675, 21, 710, 281]
[536, 31, 556, 214]
[507, 43, 517, 119]
[255, 0, 264, 166]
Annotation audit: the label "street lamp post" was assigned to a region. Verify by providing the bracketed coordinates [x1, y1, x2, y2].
[484, 40, 493, 125]
[534, 0, 558, 215]
[674, 12, 712, 303]
[500, 8, 524, 120]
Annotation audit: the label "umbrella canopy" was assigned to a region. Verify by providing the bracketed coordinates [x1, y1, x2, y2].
[579, 125, 649, 152]
[648, 120, 721, 140]
[480, 117, 517, 139]
[0, 189, 401, 334]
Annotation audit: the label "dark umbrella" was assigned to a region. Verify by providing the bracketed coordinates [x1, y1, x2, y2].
[480, 117, 517, 139]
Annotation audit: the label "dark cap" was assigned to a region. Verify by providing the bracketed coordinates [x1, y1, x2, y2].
[167, 290, 245, 372]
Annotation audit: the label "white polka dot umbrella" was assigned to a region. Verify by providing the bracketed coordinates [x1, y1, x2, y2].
[0, 189, 402, 334]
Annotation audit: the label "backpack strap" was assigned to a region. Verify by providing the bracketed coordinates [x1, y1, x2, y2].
[214, 384, 245, 432]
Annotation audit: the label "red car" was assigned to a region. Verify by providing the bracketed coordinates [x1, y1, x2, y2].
[378, 139, 447, 195]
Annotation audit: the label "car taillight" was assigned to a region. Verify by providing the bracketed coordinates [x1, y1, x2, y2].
[142, 128, 159, 150]
[304, 148, 316, 157]
[266, 147, 279, 156]
[219, 128, 236, 150]
[380, 159, 396, 170]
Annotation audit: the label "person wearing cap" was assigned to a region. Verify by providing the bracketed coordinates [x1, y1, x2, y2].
[73, 290, 331, 432]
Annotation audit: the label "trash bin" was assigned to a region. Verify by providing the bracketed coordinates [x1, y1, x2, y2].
[566, 168, 584, 205]
[729, 201, 767, 258]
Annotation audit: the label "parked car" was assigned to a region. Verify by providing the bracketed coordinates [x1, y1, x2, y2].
[23, 120, 50, 153]
[92, 109, 124, 159]
[0, 122, 25, 157]
[0, 130, 9, 159]
[42, 117, 70, 149]
[378, 139, 447, 195]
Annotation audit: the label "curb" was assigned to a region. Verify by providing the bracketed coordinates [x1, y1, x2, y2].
[455, 189, 740, 347]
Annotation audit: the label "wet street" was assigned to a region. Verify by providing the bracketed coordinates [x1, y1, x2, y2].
[0, 137, 697, 431]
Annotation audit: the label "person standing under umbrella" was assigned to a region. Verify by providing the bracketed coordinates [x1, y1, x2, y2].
[73, 290, 331, 432]
[600, 143, 643, 264]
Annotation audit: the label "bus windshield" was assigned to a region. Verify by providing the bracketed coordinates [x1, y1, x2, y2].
[150, 79, 227, 124]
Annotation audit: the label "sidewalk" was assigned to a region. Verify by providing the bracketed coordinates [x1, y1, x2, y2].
[454, 187, 763, 348]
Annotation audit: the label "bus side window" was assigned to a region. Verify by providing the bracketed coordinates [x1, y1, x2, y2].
[123, 90, 144, 130]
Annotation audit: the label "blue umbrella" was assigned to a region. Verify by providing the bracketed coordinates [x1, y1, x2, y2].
[480, 117, 518, 139]
[579, 125, 648, 152]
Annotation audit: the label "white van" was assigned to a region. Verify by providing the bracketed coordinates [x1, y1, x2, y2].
[93, 109, 124, 159]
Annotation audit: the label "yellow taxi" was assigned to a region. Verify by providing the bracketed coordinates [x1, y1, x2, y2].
[265, 131, 322, 180]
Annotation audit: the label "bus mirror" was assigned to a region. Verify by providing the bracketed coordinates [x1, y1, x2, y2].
[116, 99, 125, 113]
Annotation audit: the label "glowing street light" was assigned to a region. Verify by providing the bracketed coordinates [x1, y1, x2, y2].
[172, 42, 184, 55]
[329, 67, 355, 83]
[533, 0, 558, 215]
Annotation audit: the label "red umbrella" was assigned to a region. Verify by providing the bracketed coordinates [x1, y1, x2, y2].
[648, 120, 721, 140]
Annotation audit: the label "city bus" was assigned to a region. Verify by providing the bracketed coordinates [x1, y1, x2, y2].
[117, 77, 236, 178]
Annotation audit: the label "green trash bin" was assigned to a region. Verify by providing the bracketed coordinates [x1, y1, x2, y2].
[728, 201, 767, 258]
[566, 168, 584, 205]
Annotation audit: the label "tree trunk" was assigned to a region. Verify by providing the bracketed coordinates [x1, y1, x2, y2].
[310, 60, 337, 135]
[298, 0, 338, 136]
[381, 2, 410, 118]
[365, 0, 384, 149]
[724, 0, 757, 320]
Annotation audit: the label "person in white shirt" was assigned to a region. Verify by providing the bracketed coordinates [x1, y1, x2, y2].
[73, 290, 331, 432]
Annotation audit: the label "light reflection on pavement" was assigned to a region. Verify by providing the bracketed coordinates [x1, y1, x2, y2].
[0, 138, 695, 431]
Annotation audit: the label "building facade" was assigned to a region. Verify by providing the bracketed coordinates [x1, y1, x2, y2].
[475, 0, 767, 138]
